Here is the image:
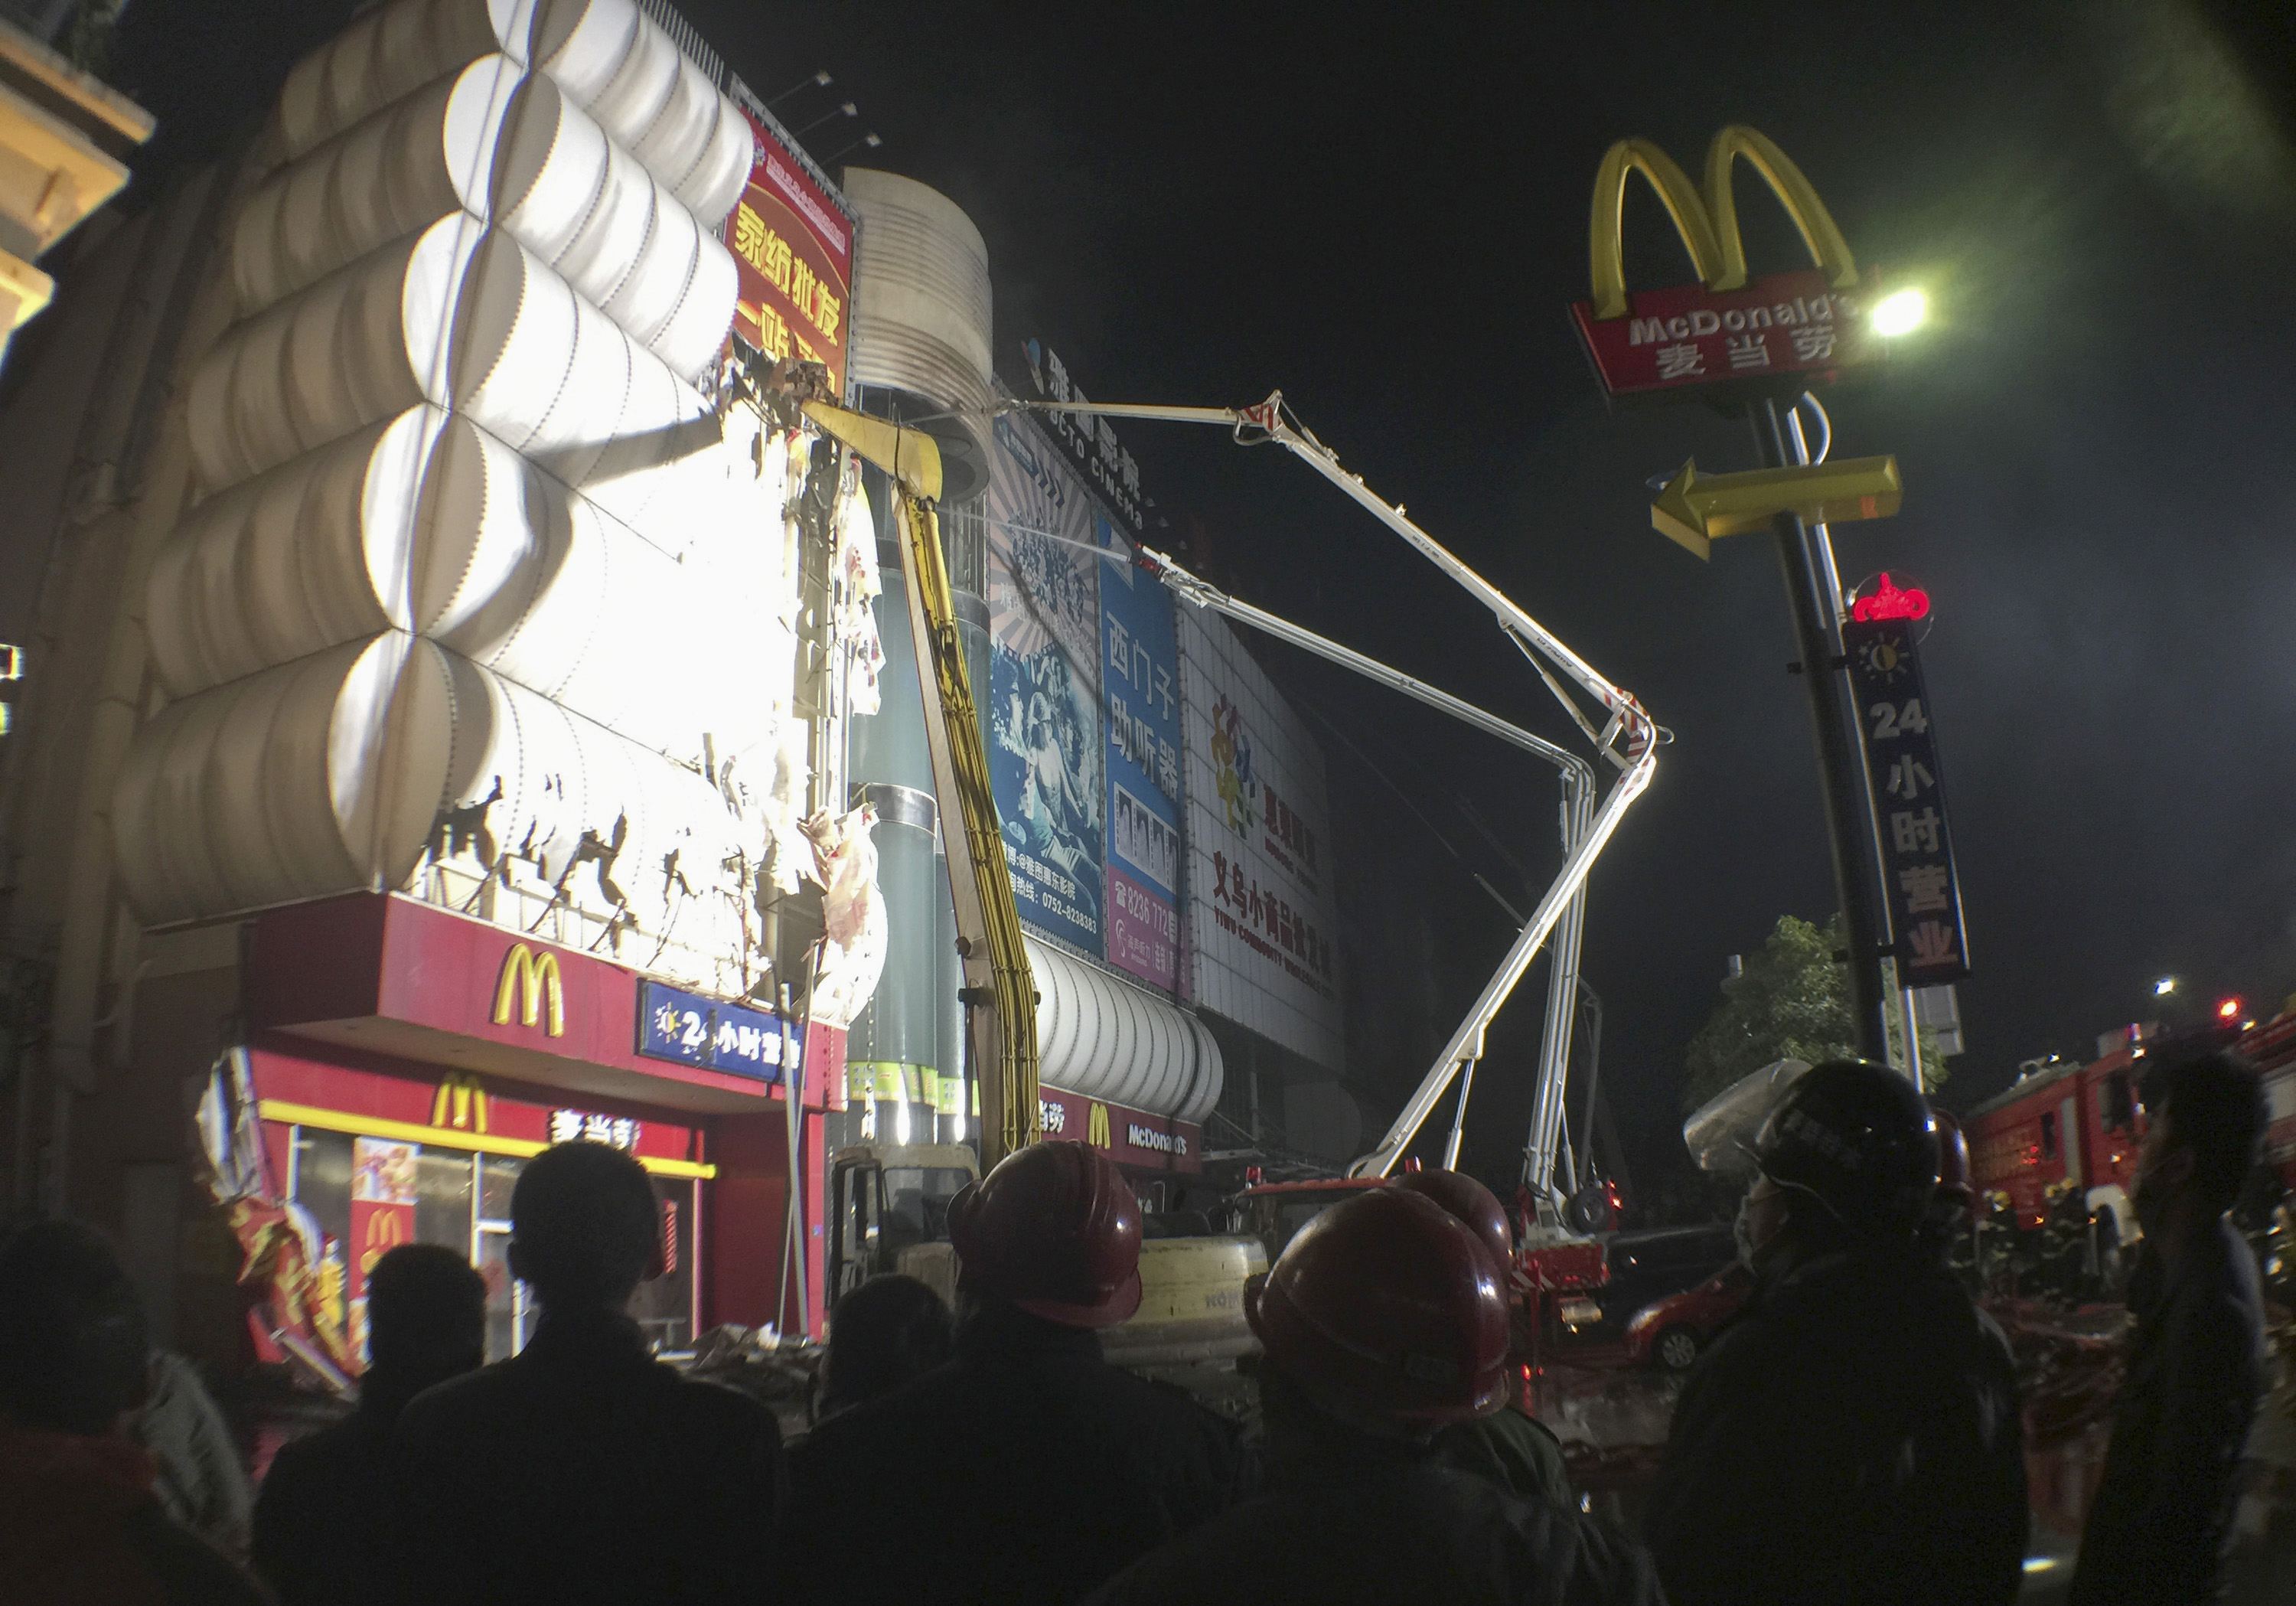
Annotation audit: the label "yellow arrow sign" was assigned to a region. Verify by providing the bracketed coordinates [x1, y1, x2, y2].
[1650, 455, 1901, 560]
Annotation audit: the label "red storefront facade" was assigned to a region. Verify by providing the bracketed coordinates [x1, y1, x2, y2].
[236, 892, 839, 1364]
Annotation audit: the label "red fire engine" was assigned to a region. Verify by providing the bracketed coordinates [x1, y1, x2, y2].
[1963, 1006, 2296, 1245]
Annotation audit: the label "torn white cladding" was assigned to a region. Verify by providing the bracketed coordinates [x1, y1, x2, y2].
[797, 804, 889, 1030]
[109, 634, 765, 997]
[115, 0, 816, 1003]
[270, 0, 750, 228]
[232, 57, 736, 381]
[145, 407, 789, 770]
[187, 220, 719, 530]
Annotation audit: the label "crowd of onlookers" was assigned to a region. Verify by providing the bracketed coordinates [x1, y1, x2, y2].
[0, 1051, 2269, 1604]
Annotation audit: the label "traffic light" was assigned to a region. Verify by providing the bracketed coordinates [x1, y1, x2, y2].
[2216, 997, 2242, 1022]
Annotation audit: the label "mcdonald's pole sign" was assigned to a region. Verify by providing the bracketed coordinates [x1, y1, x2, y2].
[1570, 126, 1884, 403]
[494, 944, 566, 1037]
[1574, 125, 1906, 1063]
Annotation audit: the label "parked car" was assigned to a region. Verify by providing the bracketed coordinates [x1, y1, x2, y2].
[1554, 1225, 1736, 1351]
[1623, 1261, 1753, 1370]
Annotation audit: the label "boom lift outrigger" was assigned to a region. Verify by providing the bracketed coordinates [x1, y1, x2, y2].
[1012, 393, 1658, 1207]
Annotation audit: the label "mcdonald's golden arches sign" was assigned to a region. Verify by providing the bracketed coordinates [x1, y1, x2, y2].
[1570, 126, 1884, 400]
[431, 1072, 488, 1133]
[494, 944, 566, 1038]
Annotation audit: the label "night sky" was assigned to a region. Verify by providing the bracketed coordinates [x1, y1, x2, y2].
[669, 0, 2296, 1165]
[105, 0, 2296, 1179]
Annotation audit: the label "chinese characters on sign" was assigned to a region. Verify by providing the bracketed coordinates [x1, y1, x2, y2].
[547, 1109, 644, 1151]
[1844, 618, 1970, 984]
[1100, 515, 1183, 991]
[1020, 340, 1149, 536]
[1176, 604, 1345, 1069]
[724, 109, 853, 393]
[1572, 266, 1880, 401]
[635, 980, 801, 1085]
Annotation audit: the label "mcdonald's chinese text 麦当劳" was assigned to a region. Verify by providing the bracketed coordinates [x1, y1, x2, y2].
[1571, 126, 1889, 402]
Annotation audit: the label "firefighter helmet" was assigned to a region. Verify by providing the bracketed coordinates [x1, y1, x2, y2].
[1932, 1111, 1971, 1206]
[947, 1141, 1143, 1329]
[1753, 1059, 1938, 1239]
[1247, 1187, 1510, 1430]
[1391, 1168, 1515, 1276]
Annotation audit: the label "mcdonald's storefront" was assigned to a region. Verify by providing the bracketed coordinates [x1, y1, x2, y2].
[237, 892, 840, 1362]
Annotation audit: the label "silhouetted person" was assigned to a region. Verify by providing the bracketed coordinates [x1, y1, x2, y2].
[2072, 1050, 2268, 1605]
[135, 1350, 254, 1562]
[818, 1272, 953, 1419]
[1645, 1061, 2027, 1606]
[1084, 1187, 1660, 1606]
[1402, 1170, 1577, 1513]
[391, 1143, 784, 1606]
[0, 1218, 266, 1606]
[783, 1141, 1250, 1604]
[251, 1244, 484, 1605]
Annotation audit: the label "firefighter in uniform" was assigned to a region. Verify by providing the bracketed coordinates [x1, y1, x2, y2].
[781, 1141, 1250, 1605]
[1645, 1060, 2026, 1606]
[1084, 1186, 1662, 1606]
[1395, 1169, 1577, 1513]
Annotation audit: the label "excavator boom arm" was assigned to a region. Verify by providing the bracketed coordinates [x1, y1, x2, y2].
[804, 402, 1040, 1165]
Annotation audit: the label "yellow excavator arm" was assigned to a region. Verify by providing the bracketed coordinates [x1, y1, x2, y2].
[802, 401, 1040, 1166]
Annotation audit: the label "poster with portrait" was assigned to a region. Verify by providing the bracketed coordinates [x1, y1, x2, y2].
[986, 410, 1104, 955]
[347, 1136, 418, 1358]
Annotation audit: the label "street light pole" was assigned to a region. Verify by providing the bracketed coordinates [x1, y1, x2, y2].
[1750, 393, 1891, 1063]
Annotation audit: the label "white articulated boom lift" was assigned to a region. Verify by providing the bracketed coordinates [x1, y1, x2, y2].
[796, 375, 1657, 1219]
[1008, 392, 1660, 1211]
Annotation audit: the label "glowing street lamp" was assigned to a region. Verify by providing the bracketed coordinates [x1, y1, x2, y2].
[2153, 976, 2178, 997]
[1870, 287, 1929, 338]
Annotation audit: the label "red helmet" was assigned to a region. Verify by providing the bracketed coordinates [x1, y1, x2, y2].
[1391, 1168, 1514, 1275]
[1932, 1111, 1971, 1206]
[948, 1141, 1142, 1329]
[1247, 1187, 1509, 1429]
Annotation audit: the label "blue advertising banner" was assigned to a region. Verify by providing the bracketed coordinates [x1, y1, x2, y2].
[1844, 618, 1970, 984]
[986, 411, 1104, 955]
[1097, 517, 1182, 991]
[637, 980, 801, 1084]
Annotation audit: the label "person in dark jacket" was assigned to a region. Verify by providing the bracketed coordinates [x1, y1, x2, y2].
[1397, 1169, 1578, 1513]
[781, 1141, 1250, 1604]
[251, 1243, 484, 1604]
[1645, 1061, 2026, 1606]
[0, 1217, 267, 1606]
[2071, 1049, 2268, 1605]
[817, 1271, 954, 1419]
[1084, 1187, 1661, 1606]
[390, 1142, 784, 1606]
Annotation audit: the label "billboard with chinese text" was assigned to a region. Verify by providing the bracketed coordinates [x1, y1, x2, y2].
[724, 109, 853, 393]
[1097, 517, 1182, 992]
[1844, 618, 1970, 984]
[1176, 603, 1343, 1069]
[987, 411, 1104, 955]
[1018, 338, 1149, 536]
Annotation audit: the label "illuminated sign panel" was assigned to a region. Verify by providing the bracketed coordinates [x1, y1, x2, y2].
[1573, 126, 1885, 400]
[724, 106, 854, 393]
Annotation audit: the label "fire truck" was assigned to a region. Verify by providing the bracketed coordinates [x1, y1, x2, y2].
[1962, 1005, 2296, 1261]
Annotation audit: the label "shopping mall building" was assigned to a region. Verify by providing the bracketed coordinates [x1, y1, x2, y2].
[0, 0, 1357, 1386]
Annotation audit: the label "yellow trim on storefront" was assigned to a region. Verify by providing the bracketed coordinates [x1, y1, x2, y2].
[256, 1099, 717, 1180]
